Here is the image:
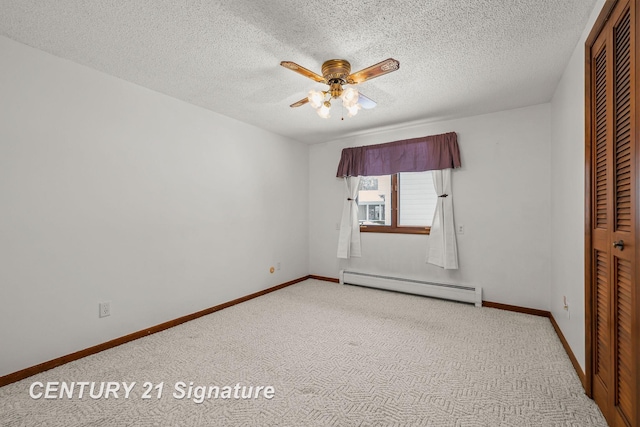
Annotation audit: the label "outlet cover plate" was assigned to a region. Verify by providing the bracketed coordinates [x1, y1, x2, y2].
[99, 302, 111, 318]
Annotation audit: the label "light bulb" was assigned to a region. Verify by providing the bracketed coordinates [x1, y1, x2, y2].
[317, 102, 331, 119]
[341, 87, 359, 108]
[346, 103, 361, 117]
[308, 90, 324, 109]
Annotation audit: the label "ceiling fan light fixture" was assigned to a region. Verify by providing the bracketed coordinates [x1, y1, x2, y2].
[282, 57, 399, 119]
[308, 90, 325, 109]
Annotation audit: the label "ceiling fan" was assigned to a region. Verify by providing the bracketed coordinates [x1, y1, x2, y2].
[280, 58, 400, 119]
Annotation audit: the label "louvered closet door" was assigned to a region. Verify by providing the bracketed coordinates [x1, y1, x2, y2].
[588, 0, 638, 426]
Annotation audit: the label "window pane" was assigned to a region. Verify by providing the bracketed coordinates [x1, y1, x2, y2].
[398, 172, 437, 226]
[357, 175, 391, 225]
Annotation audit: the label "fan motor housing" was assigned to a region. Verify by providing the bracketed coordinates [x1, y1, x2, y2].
[329, 82, 343, 98]
[321, 59, 351, 82]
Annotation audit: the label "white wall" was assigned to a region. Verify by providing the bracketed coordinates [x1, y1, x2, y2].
[309, 104, 552, 310]
[0, 36, 309, 376]
[549, 0, 606, 372]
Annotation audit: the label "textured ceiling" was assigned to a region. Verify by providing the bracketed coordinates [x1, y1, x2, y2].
[0, 0, 597, 144]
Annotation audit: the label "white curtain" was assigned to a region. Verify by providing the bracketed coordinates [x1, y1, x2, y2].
[426, 168, 458, 269]
[337, 176, 361, 259]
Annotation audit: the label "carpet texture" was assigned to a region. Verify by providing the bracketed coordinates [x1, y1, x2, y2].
[0, 279, 607, 426]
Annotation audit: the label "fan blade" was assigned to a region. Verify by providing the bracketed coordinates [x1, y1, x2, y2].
[358, 93, 377, 109]
[347, 58, 400, 84]
[280, 61, 325, 83]
[290, 97, 309, 108]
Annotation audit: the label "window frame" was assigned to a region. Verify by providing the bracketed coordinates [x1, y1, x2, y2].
[359, 174, 432, 235]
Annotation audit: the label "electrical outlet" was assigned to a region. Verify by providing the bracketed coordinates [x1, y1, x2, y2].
[277, 262, 281, 271]
[457, 224, 464, 234]
[99, 302, 111, 318]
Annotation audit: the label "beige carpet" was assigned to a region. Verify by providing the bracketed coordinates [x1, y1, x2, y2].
[0, 279, 607, 426]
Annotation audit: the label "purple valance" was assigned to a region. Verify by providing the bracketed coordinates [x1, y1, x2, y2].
[336, 132, 461, 177]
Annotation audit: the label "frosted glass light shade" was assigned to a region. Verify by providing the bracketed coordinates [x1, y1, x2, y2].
[308, 90, 325, 109]
[317, 102, 331, 118]
[341, 87, 359, 108]
[346, 103, 361, 117]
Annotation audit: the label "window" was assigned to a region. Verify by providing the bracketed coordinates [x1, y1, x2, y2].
[357, 172, 438, 234]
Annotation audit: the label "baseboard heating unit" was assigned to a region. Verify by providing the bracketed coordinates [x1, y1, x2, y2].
[339, 270, 482, 307]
